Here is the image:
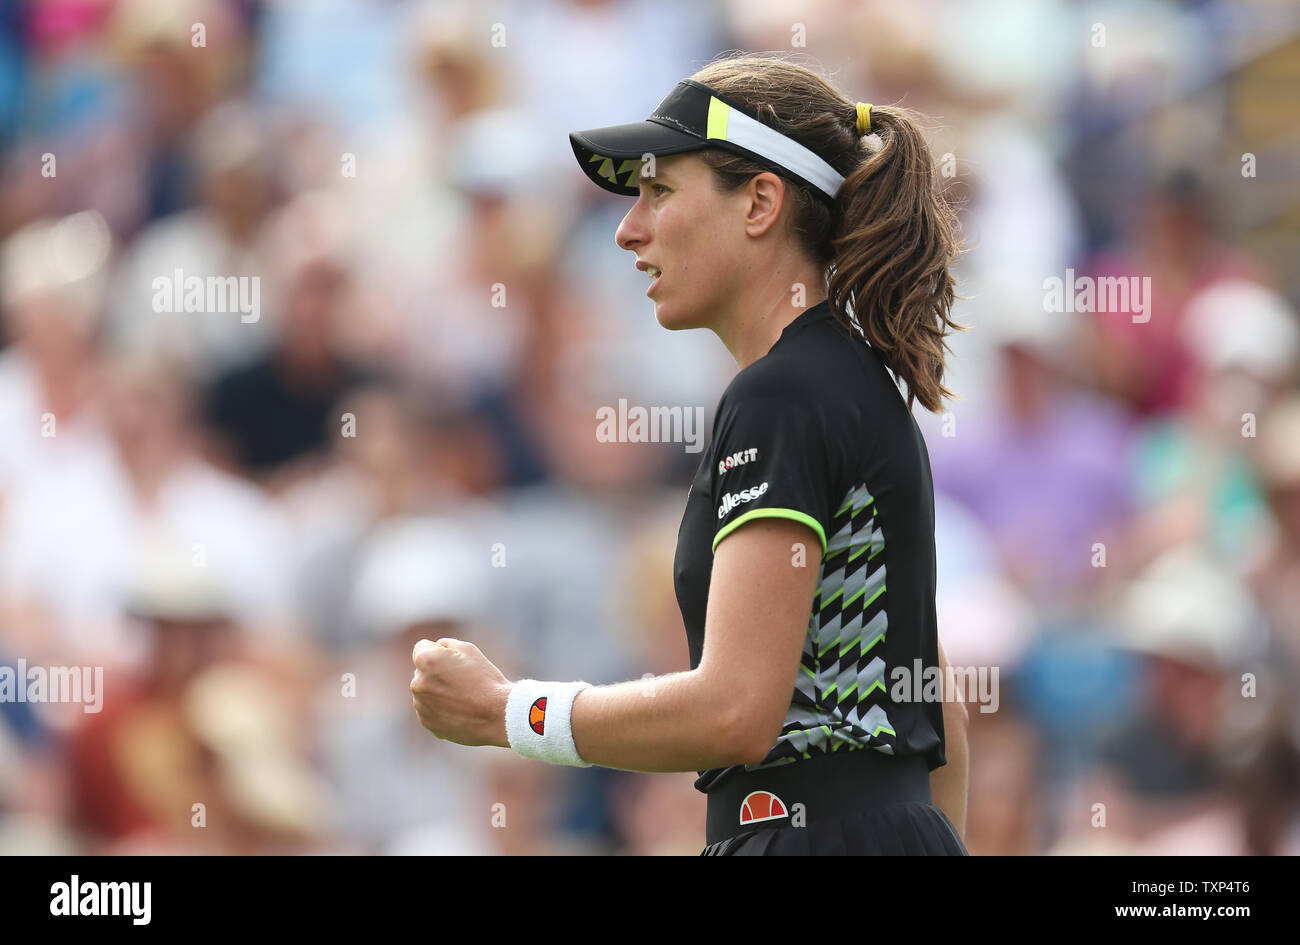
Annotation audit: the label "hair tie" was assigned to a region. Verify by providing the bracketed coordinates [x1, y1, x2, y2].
[856, 102, 873, 136]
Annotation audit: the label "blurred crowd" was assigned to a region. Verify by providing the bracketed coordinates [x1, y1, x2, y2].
[1, 0, 1298, 856]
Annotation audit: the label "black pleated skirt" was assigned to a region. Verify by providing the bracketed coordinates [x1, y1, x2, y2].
[700, 801, 968, 856]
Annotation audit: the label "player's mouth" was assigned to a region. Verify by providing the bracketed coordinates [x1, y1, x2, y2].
[641, 263, 662, 298]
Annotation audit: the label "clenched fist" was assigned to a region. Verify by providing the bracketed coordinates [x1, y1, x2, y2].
[410, 638, 513, 748]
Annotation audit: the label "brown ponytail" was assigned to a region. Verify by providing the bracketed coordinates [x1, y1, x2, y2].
[690, 54, 966, 413]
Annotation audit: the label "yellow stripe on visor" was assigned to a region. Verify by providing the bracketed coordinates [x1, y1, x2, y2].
[706, 97, 730, 141]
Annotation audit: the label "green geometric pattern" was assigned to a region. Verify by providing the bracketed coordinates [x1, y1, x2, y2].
[744, 480, 896, 771]
[588, 152, 644, 190]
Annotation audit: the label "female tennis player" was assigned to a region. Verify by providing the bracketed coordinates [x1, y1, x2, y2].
[411, 53, 970, 855]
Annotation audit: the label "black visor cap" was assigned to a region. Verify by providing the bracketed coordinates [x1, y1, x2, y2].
[569, 80, 726, 196]
[569, 79, 839, 201]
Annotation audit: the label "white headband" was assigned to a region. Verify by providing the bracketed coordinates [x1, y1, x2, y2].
[705, 97, 847, 199]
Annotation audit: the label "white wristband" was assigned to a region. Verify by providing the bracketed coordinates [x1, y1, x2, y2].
[505, 679, 593, 767]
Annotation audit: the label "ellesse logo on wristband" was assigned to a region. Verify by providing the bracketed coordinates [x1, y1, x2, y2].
[529, 697, 547, 735]
[717, 481, 769, 519]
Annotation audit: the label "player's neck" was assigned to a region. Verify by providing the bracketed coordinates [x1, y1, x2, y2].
[717, 283, 828, 369]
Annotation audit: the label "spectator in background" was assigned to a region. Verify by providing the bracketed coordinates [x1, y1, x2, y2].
[303, 5, 512, 366]
[1246, 393, 1300, 680]
[1227, 709, 1300, 856]
[178, 661, 336, 855]
[107, 99, 281, 380]
[67, 537, 329, 854]
[1050, 544, 1269, 854]
[65, 539, 243, 851]
[1079, 168, 1265, 418]
[281, 382, 494, 653]
[108, 0, 253, 224]
[390, 105, 567, 489]
[202, 191, 375, 490]
[314, 515, 573, 854]
[413, 6, 505, 137]
[5, 0, 133, 233]
[0, 210, 116, 855]
[927, 308, 1136, 612]
[0, 211, 114, 496]
[1123, 280, 1298, 573]
[0, 695, 80, 855]
[0, 354, 298, 671]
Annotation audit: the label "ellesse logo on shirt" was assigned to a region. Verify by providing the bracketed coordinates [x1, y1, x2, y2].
[717, 481, 769, 519]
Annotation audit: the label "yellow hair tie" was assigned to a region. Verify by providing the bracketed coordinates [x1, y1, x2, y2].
[856, 102, 873, 136]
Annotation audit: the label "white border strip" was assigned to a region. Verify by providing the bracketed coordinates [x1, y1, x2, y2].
[710, 99, 846, 199]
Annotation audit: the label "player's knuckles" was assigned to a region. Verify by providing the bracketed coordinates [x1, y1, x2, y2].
[412, 638, 444, 665]
[413, 648, 446, 674]
[435, 637, 475, 657]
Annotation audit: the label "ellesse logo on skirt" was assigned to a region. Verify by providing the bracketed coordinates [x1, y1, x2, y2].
[739, 790, 789, 825]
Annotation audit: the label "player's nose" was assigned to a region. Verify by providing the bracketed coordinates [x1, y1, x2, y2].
[615, 197, 649, 252]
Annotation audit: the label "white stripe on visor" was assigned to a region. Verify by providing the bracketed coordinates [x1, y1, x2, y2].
[706, 98, 846, 199]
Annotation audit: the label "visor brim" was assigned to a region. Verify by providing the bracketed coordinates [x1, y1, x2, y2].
[569, 119, 703, 197]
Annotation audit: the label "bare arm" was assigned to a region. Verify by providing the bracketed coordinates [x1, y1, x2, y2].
[568, 518, 819, 772]
[929, 636, 970, 838]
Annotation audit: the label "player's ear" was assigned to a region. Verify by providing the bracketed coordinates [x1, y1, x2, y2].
[743, 172, 785, 238]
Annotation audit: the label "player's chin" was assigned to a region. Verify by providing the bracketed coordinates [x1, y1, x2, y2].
[652, 298, 697, 331]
